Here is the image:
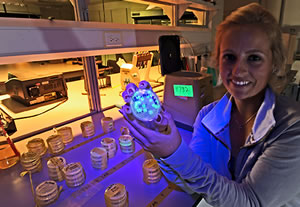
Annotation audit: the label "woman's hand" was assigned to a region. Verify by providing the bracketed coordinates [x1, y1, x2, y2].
[120, 108, 182, 158]
[120, 81, 182, 158]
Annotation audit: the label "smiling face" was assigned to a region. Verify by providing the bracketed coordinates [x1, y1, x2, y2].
[219, 24, 273, 101]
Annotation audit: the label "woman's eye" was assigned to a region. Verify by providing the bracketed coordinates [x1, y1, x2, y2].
[222, 54, 236, 62]
[248, 55, 262, 62]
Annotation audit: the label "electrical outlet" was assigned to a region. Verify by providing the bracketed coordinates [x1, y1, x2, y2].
[104, 32, 122, 47]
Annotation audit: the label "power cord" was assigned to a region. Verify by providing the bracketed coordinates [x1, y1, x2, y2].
[13, 98, 68, 120]
[179, 35, 197, 72]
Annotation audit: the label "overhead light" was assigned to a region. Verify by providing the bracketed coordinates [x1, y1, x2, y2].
[146, 5, 156, 10]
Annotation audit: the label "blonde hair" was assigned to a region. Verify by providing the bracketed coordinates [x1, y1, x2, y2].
[214, 3, 285, 72]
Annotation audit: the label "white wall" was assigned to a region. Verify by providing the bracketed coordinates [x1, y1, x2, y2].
[262, 0, 282, 22]
[263, 0, 300, 26]
[283, 0, 300, 26]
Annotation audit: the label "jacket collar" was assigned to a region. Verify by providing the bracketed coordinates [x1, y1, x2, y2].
[201, 93, 232, 148]
[201, 87, 276, 147]
[248, 87, 276, 145]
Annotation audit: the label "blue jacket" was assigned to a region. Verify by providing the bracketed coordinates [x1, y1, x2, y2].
[158, 87, 300, 207]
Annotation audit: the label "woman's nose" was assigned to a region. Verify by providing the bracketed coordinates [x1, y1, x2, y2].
[232, 59, 247, 76]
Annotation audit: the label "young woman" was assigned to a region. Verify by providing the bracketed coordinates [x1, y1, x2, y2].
[121, 3, 300, 206]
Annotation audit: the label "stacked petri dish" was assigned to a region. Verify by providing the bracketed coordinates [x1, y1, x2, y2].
[101, 117, 114, 133]
[104, 183, 128, 207]
[120, 127, 130, 135]
[20, 151, 42, 173]
[90, 147, 107, 170]
[56, 127, 74, 144]
[47, 156, 67, 182]
[26, 138, 47, 157]
[46, 135, 64, 155]
[63, 162, 85, 187]
[118, 135, 135, 154]
[35, 180, 59, 206]
[80, 121, 95, 138]
[142, 159, 162, 184]
[101, 138, 117, 159]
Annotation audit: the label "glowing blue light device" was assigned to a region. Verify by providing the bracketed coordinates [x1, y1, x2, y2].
[130, 88, 161, 122]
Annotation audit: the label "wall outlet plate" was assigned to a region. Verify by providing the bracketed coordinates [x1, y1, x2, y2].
[104, 31, 123, 47]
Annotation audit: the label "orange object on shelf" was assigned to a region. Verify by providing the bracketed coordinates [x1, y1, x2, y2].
[0, 119, 20, 169]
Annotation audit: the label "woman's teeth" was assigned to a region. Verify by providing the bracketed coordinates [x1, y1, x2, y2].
[232, 80, 250, 86]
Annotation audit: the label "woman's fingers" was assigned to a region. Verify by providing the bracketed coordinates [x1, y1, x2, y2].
[121, 107, 182, 158]
[121, 116, 150, 148]
[122, 83, 138, 103]
[119, 80, 182, 157]
[126, 83, 138, 96]
[164, 112, 177, 130]
[138, 80, 151, 90]
[121, 90, 131, 103]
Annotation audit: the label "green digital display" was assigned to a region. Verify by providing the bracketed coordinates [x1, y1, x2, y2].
[173, 84, 194, 97]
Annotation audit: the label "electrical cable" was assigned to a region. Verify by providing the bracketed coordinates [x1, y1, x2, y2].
[13, 98, 68, 120]
[179, 35, 196, 71]
[180, 36, 195, 56]
[156, 56, 165, 83]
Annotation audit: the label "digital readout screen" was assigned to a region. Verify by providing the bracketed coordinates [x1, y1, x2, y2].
[173, 84, 194, 97]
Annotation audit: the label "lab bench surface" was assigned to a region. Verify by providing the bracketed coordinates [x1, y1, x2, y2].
[0, 110, 198, 207]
